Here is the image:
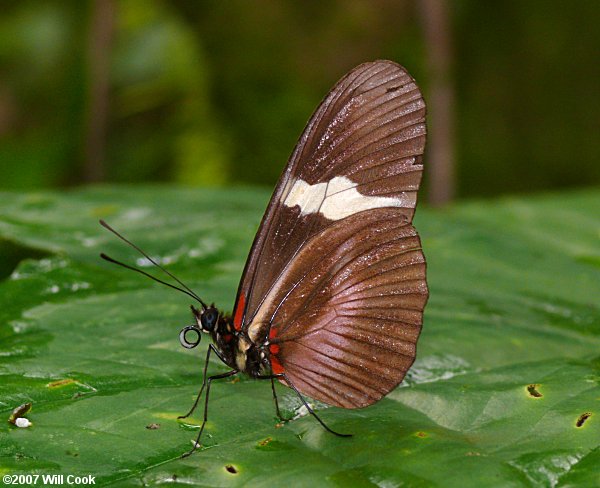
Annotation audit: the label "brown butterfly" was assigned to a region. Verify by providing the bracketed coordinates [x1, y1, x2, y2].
[101, 59, 428, 456]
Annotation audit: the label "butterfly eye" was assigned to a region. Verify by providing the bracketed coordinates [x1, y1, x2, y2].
[200, 307, 218, 332]
[179, 325, 201, 349]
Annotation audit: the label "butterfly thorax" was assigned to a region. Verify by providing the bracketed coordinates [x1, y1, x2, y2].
[209, 313, 264, 377]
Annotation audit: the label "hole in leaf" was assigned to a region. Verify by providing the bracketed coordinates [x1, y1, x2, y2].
[526, 384, 543, 398]
[576, 412, 591, 427]
[225, 465, 238, 474]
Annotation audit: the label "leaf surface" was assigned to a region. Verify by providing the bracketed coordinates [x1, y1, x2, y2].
[0, 186, 598, 487]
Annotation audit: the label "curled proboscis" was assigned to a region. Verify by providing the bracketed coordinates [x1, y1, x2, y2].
[179, 325, 201, 349]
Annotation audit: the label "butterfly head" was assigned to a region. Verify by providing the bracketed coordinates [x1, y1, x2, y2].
[196, 305, 219, 332]
[179, 305, 219, 349]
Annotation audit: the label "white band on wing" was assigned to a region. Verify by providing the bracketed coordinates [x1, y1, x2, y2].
[281, 176, 415, 220]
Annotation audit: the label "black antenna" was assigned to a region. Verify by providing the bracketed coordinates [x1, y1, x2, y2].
[100, 253, 206, 306]
[99, 220, 207, 309]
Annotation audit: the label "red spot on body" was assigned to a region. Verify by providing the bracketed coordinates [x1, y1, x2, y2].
[233, 293, 245, 331]
[270, 355, 284, 375]
[223, 334, 233, 343]
[267, 327, 283, 373]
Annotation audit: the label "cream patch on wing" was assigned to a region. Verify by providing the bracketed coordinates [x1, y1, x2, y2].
[282, 176, 415, 220]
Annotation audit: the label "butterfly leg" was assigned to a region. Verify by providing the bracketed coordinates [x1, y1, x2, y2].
[182, 369, 239, 458]
[256, 373, 352, 438]
[269, 375, 292, 421]
[178, 344, 227, 420]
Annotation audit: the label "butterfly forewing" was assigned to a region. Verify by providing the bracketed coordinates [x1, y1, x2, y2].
[234, 61, 426, 326]
[234, 60, 427, 407]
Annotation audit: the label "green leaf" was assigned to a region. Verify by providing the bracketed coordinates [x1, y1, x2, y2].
[0, 186, 598, 487]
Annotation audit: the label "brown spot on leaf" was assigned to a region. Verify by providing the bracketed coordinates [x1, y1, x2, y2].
[225, 465, 238, 474]
[47, 379, 77, 388]
[8, 402, 32, 425]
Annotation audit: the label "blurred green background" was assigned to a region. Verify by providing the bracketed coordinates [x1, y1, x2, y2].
[0, 0, 598, 203]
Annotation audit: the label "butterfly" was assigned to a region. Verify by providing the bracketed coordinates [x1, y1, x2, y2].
[101, 59, 428, 456]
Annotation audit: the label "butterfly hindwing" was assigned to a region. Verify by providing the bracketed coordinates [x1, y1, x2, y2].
[250, 208, 427, 407]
